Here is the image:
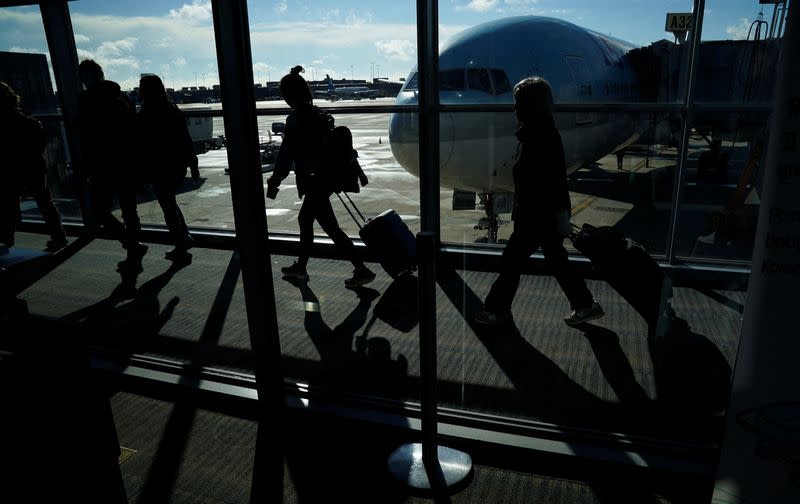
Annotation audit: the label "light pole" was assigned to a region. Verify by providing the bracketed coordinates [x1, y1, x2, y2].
[350, 64, 354, 82]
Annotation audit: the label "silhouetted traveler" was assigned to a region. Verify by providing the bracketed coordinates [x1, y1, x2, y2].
[475, 77, 604, 327]
[137, 74, 197, 260]
[266, 66, 375, 287]
[78, 59, 146, 268]
[0, 81, 67, 250]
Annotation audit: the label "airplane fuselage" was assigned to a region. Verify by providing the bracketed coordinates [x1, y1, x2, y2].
[389, 16, 643, 194]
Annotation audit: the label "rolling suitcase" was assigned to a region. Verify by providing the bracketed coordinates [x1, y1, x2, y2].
[570, 223, 672, 327]
[337, 193, 416, 278]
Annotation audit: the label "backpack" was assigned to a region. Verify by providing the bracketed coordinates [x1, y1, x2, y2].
[326, 125, 367, 194]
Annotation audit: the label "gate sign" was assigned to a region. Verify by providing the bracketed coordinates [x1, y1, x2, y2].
[665, 13, 693, 33]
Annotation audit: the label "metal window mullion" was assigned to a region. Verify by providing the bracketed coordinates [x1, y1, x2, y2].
[415, 0, 441, 468]
[209, 0, 284, 463]
[39, 1, 87, 227]
[666, 0, 706, 264]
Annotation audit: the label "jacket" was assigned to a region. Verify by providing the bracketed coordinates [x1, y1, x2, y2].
[0, 108, 47, 185]
[512, 118, 572, 226]
[137, 99, 196, 183]
[78, 80, 137, 180]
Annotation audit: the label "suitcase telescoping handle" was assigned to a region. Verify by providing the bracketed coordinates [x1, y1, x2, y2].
[336, 192, 366, 230]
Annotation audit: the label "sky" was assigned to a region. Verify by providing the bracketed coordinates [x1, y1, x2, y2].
[0, 0, 788, 91]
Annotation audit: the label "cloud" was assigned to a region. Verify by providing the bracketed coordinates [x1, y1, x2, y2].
[253, 62, 272, 73]
[275, 1, 288, 14]
[375, 40, 415, 61]
[504, 0, 539, 4]
[169, 0, 212, 24]
[312, 59, 324, 66]
[457, 0, 499, 12]
[173, 56, 187, 67]
[726, 18, 751, 40]
[74, 33, 91, 45]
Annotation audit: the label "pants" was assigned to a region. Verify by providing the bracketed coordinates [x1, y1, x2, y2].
[484, 218, 593, 314]
[91, 178, 141, 249]
[153, 177, 190, 248]
[297, 192, 361, 268]
[0, 173, 66, 245]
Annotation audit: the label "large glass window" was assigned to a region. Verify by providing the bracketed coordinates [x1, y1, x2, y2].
[432, 0, 756, 452]
[247, 0, 421, 398]
[0, 5, 76, 227]
[69, 0, 232, 231]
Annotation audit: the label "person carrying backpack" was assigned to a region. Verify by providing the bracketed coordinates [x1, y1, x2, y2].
[266, 66, 375, 288]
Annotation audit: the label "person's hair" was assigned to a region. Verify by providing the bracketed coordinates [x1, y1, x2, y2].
[139, 74, 170, 104]
[0, 81, 21, 112]
[78, 59, 104, 83]
[279, 65, 312, 107]
[513, 76, 553, 121]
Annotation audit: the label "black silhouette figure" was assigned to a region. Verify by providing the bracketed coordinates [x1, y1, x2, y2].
[284, 275, 408, 396]
[78, 59, 147, 269]
[474, 77, 603, 327]
[0, 81, 67, 251]
[137, 74, 198, 261]
[266, 66, 375, 288]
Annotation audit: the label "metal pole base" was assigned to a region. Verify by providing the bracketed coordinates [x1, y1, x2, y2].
[387, 443, 473, 492]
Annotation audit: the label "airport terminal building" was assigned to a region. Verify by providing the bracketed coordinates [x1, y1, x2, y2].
[1, 1, 798, 502]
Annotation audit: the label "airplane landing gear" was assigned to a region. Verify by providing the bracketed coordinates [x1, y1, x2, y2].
[475, 193, 502, 243]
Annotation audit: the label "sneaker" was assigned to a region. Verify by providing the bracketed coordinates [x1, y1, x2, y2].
[45, 236, 68, 252]
[344, 266, 376, 288]
[474, 310, 512, 327]
[564, 301, 605, 326]
[281, 262, 309, 282]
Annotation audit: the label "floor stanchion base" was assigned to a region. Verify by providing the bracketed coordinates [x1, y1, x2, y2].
[387, 443, 473, 492]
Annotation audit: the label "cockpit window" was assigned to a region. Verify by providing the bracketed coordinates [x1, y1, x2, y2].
[403, 72, 418, 91]
[439, 69, 465, 91]
[489, 69, 512, 95]
[467, 68, 492, 93]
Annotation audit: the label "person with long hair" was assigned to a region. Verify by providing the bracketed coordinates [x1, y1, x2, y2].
[0, 81, 67, 251]
[137, 73, 198, 260]
[266, 66, 375, 288]
[475, 77, 604, 327]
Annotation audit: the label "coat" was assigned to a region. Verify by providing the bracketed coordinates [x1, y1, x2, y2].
[136, 99, 196, 183]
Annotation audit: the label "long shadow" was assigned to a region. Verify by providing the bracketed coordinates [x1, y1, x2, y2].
[136, 251, 241, 504]
[436, 266, 705, 504]
[63, 257, 189, 362]
[693, 287, 745, 314]
[281, 276, 414, 503]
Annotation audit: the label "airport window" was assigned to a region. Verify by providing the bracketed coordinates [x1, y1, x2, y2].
[0, 5, 78, 231]
[4, 0, 790, 489]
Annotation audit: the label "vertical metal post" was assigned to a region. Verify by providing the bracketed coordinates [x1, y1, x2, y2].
[209, 1, 284, 501]
[39, 1, 89, 227]
[387, 0, 472, 493]
[665, 0, 705, 263]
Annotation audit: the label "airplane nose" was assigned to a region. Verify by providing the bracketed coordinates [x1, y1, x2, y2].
[389, 112, 419, 177]
[389, 112, 454, 178]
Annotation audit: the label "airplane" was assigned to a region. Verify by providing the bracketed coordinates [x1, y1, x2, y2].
[315, 74, 380, 101]
[388, 16, 667, 242]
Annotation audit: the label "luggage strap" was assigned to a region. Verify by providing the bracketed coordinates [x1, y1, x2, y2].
[336, 192, 366, 229]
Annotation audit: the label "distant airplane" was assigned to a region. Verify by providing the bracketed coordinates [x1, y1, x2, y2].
[388, 16, 665, 241]
[315, 74, 380, 100]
